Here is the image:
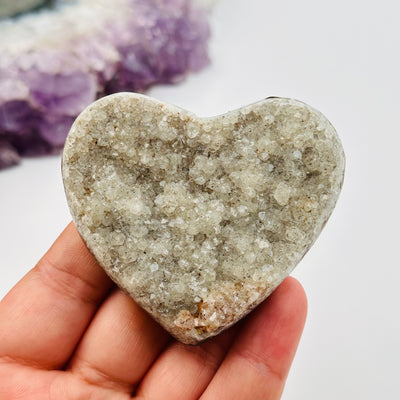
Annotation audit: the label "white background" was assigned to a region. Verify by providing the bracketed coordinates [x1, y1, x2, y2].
[1, 0, 399, 398]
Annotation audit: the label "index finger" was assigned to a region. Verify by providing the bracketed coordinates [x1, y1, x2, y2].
[0, 222, 112, 369]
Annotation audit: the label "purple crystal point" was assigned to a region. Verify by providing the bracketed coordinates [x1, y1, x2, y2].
[0, 0, 211, 169]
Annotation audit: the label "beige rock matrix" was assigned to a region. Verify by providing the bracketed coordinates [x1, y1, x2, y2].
[62, 93, 345, 344]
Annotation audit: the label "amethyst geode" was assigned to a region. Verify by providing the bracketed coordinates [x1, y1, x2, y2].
[0, 0, 210, 169]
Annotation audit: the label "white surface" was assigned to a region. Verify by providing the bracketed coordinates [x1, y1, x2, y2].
[1, 0, 399, 398]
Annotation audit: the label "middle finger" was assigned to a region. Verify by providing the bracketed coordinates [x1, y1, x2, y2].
[68, 289, 170, 393]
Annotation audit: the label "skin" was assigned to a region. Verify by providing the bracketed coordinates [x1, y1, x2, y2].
[0, 222, 307, 400]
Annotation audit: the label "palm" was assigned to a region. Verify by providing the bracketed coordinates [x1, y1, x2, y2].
[0, 223, 306, 400]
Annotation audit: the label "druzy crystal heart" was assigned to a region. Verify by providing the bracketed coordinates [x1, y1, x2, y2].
[62, 93, 345, 344]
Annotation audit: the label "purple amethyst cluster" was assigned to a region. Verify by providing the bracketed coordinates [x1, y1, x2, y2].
[0, 0, 210, 169]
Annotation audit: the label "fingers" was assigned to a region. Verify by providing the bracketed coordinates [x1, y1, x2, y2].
[68, 288, 170, 394]
[135, 277, 305, 400]
[0, 222, 112, 369]
[200, 277, 307, 400]
[135, 327, 238, 400]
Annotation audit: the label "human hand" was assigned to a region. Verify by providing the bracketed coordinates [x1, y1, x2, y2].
[0, 223, 307, 399]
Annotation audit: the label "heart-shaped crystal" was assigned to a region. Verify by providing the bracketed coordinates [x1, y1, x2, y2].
[62, 93, 345, 344]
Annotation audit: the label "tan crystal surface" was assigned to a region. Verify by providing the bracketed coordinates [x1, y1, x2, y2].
[62, 93, 345, 344]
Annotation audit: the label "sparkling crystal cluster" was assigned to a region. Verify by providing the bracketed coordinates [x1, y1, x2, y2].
[0, 0, 210, 169]
[63, 93, 345, 344]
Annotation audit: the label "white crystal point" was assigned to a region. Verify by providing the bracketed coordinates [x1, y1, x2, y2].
[62, 93, 345, 344]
